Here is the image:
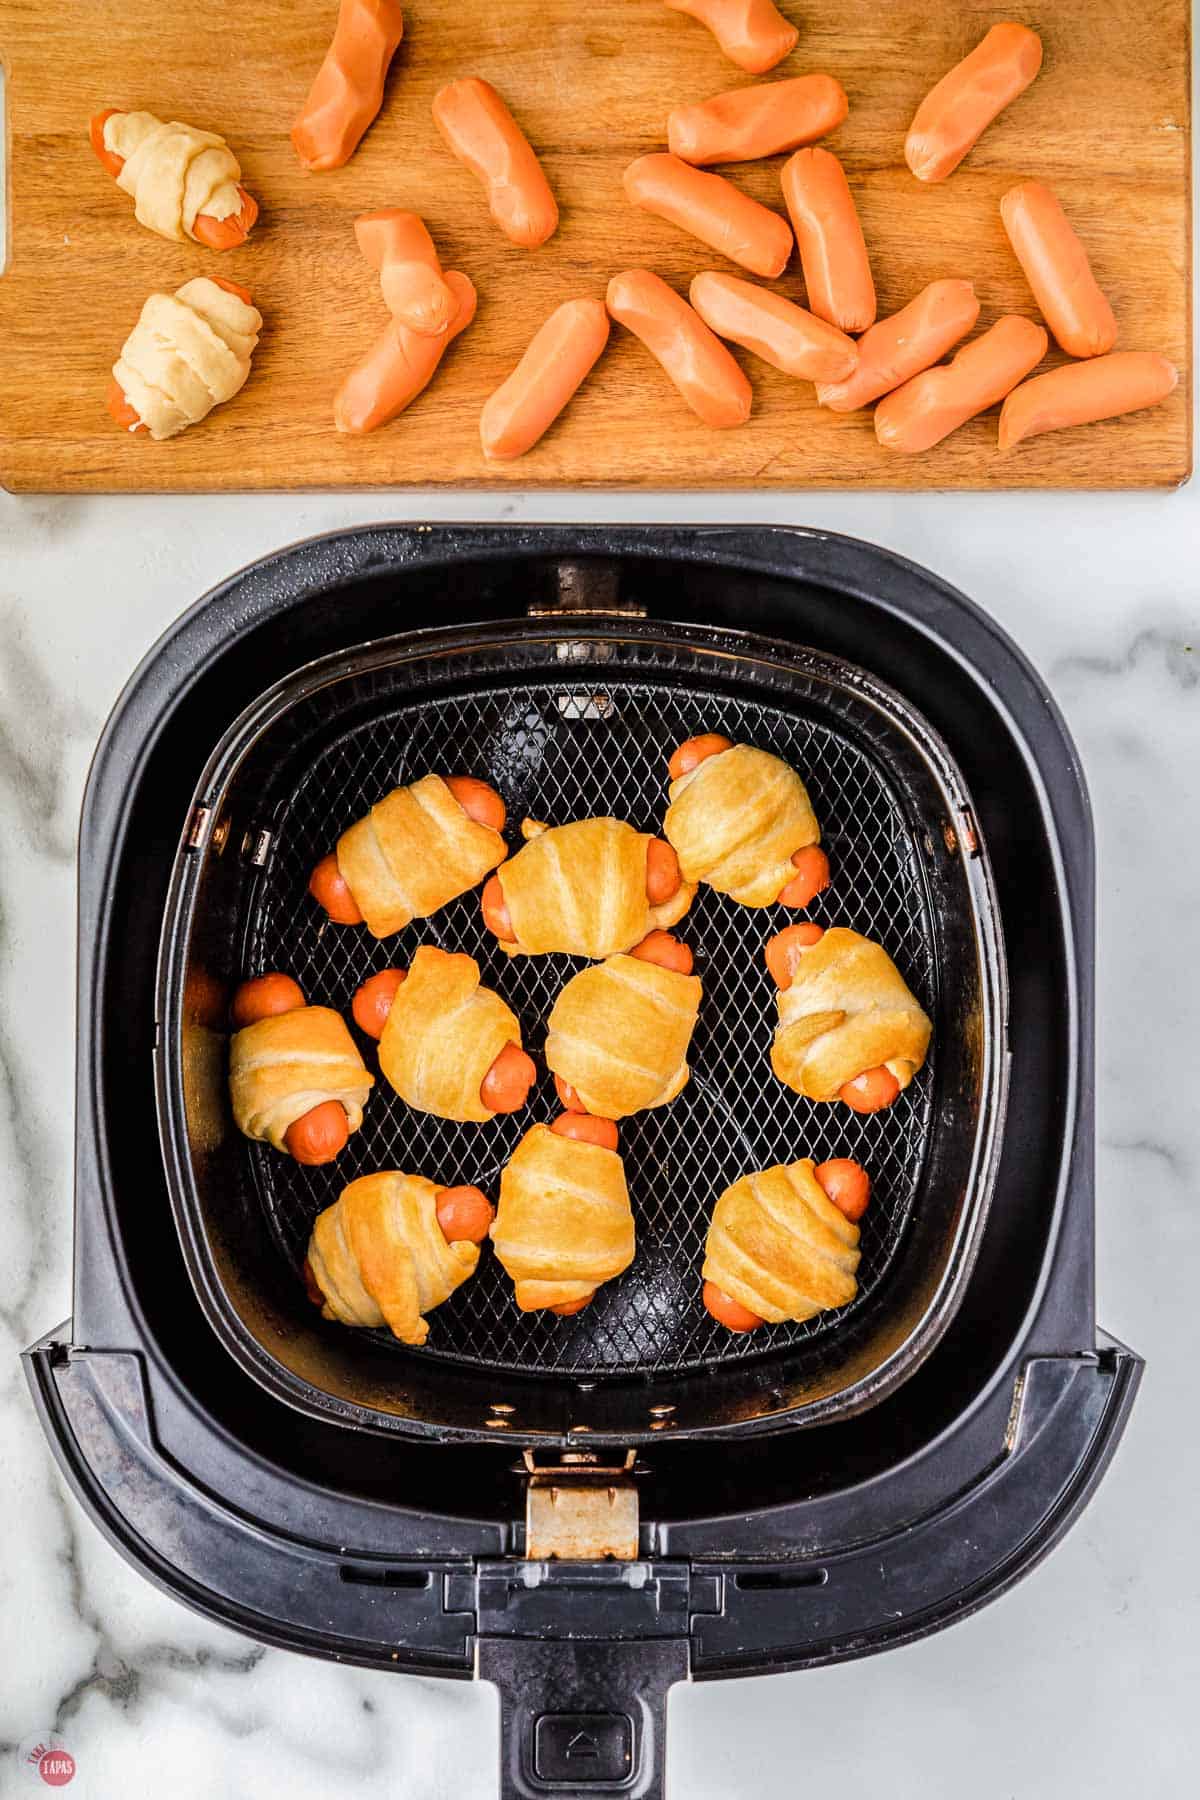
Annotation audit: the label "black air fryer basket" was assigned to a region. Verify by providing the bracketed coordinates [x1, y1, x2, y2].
[25, 526, 1141, 1800]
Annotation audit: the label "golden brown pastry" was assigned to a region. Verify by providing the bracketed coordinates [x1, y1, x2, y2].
[366, 945, 533, 1122]
[702, 1158, 863, 1329]
[309, 774, 508, 939]
[109, 277, 262, 441]
[545, 933, 701, 1119]
[490, 1119, 635, 1312]
[305, 1171, 493, 1347]
[766, 924, 932, 1111]
[481, 817, 695, 958]
[229, 981, 373, 1163]
[664, 735, 827, 907]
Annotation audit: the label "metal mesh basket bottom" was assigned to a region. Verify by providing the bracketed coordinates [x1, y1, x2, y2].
[244, 666, 937, 1379]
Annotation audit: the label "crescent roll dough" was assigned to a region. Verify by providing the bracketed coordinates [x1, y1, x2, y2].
[490, 1124, 636, 1310]
[336, 775, 507, 939]
[229, 1005, 374, 1151]
[545, 954, 702, 1118]
[112, 277, 262, 440]
[703, 1159, 861, 1324]
[494, 818, 695, 958]
[379, 945, 523, 1122]
[664, 742, 821, 906]
[771, 927, 932, 1101]
[307, 1171, 478, 1347]
[104, 110, 248, 242]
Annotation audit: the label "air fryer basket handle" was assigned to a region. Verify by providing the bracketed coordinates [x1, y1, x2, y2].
[477, 1636, 688, 1799]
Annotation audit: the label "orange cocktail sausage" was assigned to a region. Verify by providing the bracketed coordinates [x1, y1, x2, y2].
[999, 352, 1179, 451]
[1000, 181, 1117, 359]
[815, 279, 979, 412]
[480, 299, 610, 460]
[354, 209, 456, 338]
[664, 0, 798, 75]
[607, 270, 752, 429]
[781, 147, 875, 333]
[334, 270, 477, 434]
[624, 153, 793, 279]
[690, 271, 857, 384]
[433, 77, 558, 248]
[905, 22, 1042, 184]
[875, 315, 1047, 454]
[292, 0, 405, 171]
[668, 74, 847, 166]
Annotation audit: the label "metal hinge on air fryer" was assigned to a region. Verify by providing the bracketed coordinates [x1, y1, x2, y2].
[527, 562, 646, 619]
[523, 1450, 640, 1561]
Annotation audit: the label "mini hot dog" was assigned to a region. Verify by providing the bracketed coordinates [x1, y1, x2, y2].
[998, 352, 1179, 451]
[491, 1118, 633, 1315]
[354, 209, 456, 338]
[1000, 181, 1118, 359]
[815, 279, 979, 413]
[702, 1154, 868, 1331]
[309, 772, 506, 935]
[89, 109, 259, 249]
[482, 815, 694, 958]
[353, 946, 537, 1122]
[292, 0, 405, 171]
[305, 1170, 493, 1346]
[607, 271, 752, 430]
[229, 975, 373, 1164]
[334, 270, 476, 435]
[624, 153, 793, 279]
[875, 315, 1048, 454]
[781, 147, 876, 333]
[669, 74, 848, 166]
[905, 22, 1043, 184]
[664, 0, 798, 75]
[545, 931, 701, 1120]
[665, 735, 828, 907]
[765, 924, 932, 1112]
[433, 77, 558, 248]
[689, 271, 858, 385]
[480, 298, 610, 460]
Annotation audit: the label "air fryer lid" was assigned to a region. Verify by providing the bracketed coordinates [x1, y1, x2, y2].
[157, 615, 1006, 1442]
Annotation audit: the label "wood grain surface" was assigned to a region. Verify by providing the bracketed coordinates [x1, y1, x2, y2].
[0, 0, 1190, 491]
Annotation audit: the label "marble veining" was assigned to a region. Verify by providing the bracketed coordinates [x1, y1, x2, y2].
[0, 482, 1197, 1798]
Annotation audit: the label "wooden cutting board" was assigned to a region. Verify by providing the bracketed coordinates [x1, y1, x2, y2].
[0, 0, 1190, 491]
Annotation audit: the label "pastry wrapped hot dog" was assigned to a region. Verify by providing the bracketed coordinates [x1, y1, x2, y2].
[108, 277, 261, 441]
[766, 924, 931, 1112]
[229, 975, 373, 1164]
[663, 735, 828, 908]
[481, 817, 695, 958]
[309, 774, 507, 937]
[305, 1170, 494, 1346]
[546, 932, 701, 1120]
[89, 108, 259, 248]
[490, 1117, 635, 1314]
[702, 1157, 867, 1332]
[352, 945, 537, 1122]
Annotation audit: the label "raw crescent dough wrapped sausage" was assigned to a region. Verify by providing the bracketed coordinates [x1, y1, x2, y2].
[494, 818, 695, 958]
[379, 945, 523, 1122]
[336, 774, 508, 939]
[771, 927, 932, 1100]
[307, 1171, 478, 1346]
[545, 954, 702, 1118]
[490, 1124, 635, 1311]
[664, 742, 820, 905]
[229, 1006, 373, 1150]
[99, 110, 256, 244]
[112, 277, 262, 440]
[703, 1159, 861, 1323]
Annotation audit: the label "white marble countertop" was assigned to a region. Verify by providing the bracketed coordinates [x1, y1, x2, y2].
[1, 475, 1197, 1798]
